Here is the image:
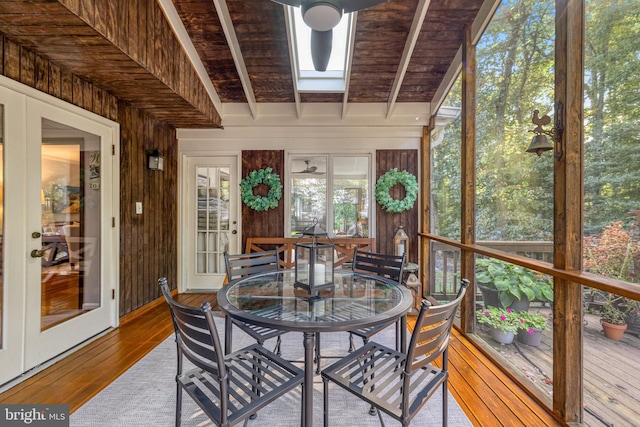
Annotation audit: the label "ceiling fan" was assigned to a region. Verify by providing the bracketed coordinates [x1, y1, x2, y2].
[271, 0, 388, 71]
[295, 160, 324, 174]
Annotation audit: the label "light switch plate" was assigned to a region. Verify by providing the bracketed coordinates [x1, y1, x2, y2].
[136, 202, 142, 214]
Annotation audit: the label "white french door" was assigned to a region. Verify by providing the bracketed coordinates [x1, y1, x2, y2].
[182, 156, 239, 291]
[0, 77, 118, 385]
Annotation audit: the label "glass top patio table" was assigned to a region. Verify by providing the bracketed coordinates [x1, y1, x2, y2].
[217, 269, 412, 427]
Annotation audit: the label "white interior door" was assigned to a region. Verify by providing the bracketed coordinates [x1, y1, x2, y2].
[0, 78, 118, 384]
[183, 156, 239, 291]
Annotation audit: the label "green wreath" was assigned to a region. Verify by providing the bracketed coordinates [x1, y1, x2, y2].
[375, 168, 418, 213]
[240, 167, 282, 211]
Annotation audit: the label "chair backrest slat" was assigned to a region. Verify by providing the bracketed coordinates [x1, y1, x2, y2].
[159, 278, 226, 376]
[406, 279, 469, 373]
[352, 249, 405, 285]
[225, 249, 280, 282]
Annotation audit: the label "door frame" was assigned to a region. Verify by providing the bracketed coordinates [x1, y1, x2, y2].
[0, 75, 119, 385]
[178, 153, 241, 292]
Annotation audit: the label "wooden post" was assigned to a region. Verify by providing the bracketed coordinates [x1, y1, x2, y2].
[460, 24, 476, 333]
[420, 118, 434, 298]
[553, 0, 584, 422]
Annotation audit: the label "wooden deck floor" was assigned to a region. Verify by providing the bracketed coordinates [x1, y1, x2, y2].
[474, 308, 640, 427]
[0, 292, 563, 426]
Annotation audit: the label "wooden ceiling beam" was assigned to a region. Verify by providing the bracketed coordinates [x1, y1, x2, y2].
[282, 5, 302, 119]
[385, 0, 431, 119]
[341, 12, 358, 120]
[157, 0, 223, 117]
[212, 0, 257, 119]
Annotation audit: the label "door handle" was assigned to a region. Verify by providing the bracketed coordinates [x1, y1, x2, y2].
[31, 249, 45, 258]
[231, 230, 237, 234]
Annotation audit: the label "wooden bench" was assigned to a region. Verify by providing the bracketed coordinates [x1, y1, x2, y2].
[244, 236, 376, 269]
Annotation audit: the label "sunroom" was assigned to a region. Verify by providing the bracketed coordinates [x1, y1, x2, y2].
[0, 0, 639, 426]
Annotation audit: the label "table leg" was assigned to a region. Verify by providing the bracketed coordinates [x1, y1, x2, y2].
[400, 315, 407, 353]
[303, 331, 315, 427]
[224, 316, 232, 355]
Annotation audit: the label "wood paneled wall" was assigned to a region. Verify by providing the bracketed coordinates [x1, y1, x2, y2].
[118, 102, 177, 315]
[1, 35, 118, 121]
[1, 34, 177, 317]
[376, 150, 419, 263]
[241, 151, 285, 249]
[238, 149, 419, 265]
[56, 0, 221, 127]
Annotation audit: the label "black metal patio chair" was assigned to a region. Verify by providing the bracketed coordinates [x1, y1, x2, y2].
[321, 278, 469, 427]
[314, 249, 405, 374]
[159, 277, 304, 427]
[223, 249, 287, 355]
[348, 249, 406, 352]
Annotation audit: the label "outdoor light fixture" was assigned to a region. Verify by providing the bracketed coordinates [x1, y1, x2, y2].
[147, 149, 164, 171]
[294, 218, 335, 294]
[526, 101, 564, 159]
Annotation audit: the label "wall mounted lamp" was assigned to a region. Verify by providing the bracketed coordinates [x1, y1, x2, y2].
[526, 101, 564, 159]
[147, 149, 164, 171]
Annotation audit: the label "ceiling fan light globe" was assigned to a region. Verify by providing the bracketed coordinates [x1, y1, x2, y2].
[302, 2, 343, 31]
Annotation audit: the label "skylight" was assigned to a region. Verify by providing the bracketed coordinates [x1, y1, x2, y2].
[288, 7, 353, 93]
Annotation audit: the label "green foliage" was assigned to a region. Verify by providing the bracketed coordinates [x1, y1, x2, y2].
[474, 0, 555, 241]
[476, 258, 553, 307]
[431, 77, 462, 239]
[584, 0, 640, 236]
[476, 306, 521, 333]
[239, 168, 282, 212]
[430, 0, 640, 243]
[516, 310, 550, 333]
[375, 168, 418, 213]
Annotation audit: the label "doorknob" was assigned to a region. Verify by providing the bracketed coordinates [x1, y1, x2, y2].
[32, 231, 42, 238]
[31, 249, 45, 258]
[232, 230, 237, 234]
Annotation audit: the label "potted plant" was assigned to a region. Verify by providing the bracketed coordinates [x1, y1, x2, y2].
[476, 306, 521, 344]
[516, 310, 549, 346]
[599, 294, 630, 340]
[583, 221, 640, 335]
[475, 258, 554, 310]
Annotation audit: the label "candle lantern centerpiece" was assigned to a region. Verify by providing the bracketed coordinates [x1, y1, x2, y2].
[394, 225, 409, 260]
[294, 218, 335, 294]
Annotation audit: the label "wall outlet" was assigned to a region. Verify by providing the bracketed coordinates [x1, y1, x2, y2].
[136, 202, 142, 214]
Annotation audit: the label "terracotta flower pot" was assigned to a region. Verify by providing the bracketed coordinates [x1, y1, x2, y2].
[601, 320, 627, 341]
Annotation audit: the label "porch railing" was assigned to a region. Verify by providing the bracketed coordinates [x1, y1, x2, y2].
[430, 240, 554, 300]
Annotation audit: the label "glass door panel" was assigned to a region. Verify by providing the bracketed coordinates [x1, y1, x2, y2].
[40, 119, 102, 331]
[185, 157, 238, 291]
[196, 167, 230, 275]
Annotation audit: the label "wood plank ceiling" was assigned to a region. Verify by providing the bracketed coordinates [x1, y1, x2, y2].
[170, 0, 485, 115]
[0, 0, 486, 126]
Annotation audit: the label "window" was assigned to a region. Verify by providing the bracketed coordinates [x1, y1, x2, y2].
[287, 7, 353, 92]
[288, 155, 370, 237]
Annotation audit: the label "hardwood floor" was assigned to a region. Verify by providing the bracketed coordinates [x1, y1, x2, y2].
[0, 292, 564, 426]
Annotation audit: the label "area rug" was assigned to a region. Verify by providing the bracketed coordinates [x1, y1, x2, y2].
[71, 313, 472, 426]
